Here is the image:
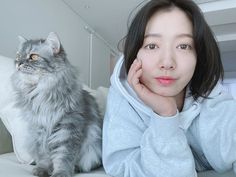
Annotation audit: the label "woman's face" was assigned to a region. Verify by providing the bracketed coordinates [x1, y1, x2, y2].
[137, 7, 197, 98]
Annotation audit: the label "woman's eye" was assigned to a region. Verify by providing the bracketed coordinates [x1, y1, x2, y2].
[144, 43, 158, 50]
[177, 44, 192, 50]
[30, 54, 39, 61]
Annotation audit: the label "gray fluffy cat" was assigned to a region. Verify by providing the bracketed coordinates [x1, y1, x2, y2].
[11, 32, 102, 177]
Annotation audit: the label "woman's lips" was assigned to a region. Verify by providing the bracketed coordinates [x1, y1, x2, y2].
[155, 76, 176, 86]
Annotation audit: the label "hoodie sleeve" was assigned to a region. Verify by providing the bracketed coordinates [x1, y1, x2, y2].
[102, 87, 197, 177]
[198, 91, 236, 173]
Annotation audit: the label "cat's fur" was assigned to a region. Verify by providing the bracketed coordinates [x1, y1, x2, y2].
[11, 32, 102, 177]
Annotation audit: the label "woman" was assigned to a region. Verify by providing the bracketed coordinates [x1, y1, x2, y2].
[102, 0, 236, 176]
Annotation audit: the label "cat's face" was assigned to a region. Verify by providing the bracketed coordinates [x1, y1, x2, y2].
[15, 32, 65, 76]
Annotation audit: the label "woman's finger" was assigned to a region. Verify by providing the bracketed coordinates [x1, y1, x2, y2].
[127, 59, 141, 85]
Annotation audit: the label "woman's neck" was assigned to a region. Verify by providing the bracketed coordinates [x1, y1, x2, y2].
[175, 89, 186, 112]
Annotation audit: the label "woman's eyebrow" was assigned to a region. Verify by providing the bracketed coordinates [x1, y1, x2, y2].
[144, 33, 161, 38]
[176, 33, 193, 39]
[144, 33, 193, 39]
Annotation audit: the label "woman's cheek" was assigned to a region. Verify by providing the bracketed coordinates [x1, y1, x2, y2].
[137, 49, 147, 61]
[137, 49, 155, 66]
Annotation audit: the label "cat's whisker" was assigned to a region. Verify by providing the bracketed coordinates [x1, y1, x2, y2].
[16, 63, 22, 70]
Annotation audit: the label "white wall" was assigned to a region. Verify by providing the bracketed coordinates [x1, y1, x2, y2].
[90, 34, 111, 89]
[0, 0, 112, 88]
[222, 51, 236, 78]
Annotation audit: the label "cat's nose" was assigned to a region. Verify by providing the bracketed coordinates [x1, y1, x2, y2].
[16, 62, 23, 70]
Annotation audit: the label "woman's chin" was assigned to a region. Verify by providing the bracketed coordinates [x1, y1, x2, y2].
[153, 89, 178, 97]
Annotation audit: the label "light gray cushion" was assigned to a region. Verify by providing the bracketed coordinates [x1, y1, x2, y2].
[198, 170, 235, 177]
[0, 153, 110, 177]
[0, 118, 13, 154]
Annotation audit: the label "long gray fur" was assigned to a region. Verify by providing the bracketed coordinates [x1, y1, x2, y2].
[11, 32, 102, 177]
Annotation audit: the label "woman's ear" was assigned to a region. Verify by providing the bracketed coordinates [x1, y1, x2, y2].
[46, 32, 61, 54]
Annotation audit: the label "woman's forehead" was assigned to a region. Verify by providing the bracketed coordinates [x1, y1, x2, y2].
[145, 7, 193, 37]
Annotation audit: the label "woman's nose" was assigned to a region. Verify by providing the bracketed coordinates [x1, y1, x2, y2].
[160, 62, 175, 70]
[159, 48, 176, 70]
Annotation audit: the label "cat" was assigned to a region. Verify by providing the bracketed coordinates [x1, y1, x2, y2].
[11, 32, 102, 177]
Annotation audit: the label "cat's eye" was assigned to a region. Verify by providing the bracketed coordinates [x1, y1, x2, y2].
[30, 54, 39, 61]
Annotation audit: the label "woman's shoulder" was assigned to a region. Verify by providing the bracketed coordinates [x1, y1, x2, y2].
[202, 86, 236, 107]
[197, 83, 236, 123]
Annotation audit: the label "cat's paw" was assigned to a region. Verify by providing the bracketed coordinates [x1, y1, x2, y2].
[51, 172, 72, 177]
[32, 167, 49, 177]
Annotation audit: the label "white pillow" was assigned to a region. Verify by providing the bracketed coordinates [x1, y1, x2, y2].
[82, 84, 109, 118]
[0, 55, 33, 164]
[0, 54, 109, 164]
[223, 78, 236, 99]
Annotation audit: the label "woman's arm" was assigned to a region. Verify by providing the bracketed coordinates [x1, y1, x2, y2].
[102, 87, 197, 177]
[198, 92, 236, 173]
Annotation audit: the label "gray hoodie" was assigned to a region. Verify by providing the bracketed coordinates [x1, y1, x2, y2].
[102, 56, 236, 177]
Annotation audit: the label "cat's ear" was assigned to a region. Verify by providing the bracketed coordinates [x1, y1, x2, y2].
[18, 35, 27, 44]
[46, 32, 60, 54]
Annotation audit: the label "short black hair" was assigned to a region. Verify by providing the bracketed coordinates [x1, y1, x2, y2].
[123, 0, 224, 100]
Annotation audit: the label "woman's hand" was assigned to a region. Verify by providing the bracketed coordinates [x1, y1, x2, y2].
[127, 59, 177, 117]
